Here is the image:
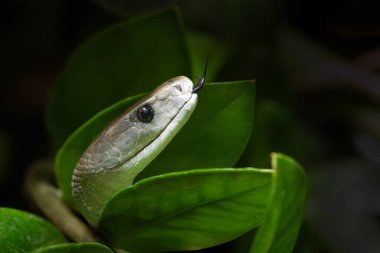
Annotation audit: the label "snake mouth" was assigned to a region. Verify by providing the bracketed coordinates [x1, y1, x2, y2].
[192, 57, 209, 94]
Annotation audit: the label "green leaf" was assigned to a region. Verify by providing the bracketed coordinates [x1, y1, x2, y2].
[138, 80, 255, 180]
[249, 153, 307, 253]
[55, 94, 144, 207]
[186, 31, 229, 82]
[34, 243, 113, 253]
[46, 8, 192, 146]
[98, 168, 272, 253]
[0, 208, 65, 253]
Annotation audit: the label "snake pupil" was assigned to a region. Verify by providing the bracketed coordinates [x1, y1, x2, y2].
[136, 104, 154, 123]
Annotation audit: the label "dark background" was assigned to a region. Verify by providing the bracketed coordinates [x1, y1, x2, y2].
[1, 0, 380, 252]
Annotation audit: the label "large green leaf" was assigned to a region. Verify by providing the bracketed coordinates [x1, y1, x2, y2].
[55, 94, 144, 207]
[46, 8, 192, 146]
[34, 243, 113, 253]
[138, 80, 255, 179]
[249, 153, 307, 253]
[0, 208, 65, 253]
[98, 168, 272, 252]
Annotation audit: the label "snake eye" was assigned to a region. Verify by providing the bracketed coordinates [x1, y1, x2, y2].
[136, 104, 154, 123]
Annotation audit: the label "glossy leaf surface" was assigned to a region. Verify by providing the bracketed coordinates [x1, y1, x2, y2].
[98, 168, 272, 252]
[249, 153, 307, 253]
[0, 208, 64, 253]
[46, 8, 191, 146]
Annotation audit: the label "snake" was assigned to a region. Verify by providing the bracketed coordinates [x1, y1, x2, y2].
[71, 66, 207, 226]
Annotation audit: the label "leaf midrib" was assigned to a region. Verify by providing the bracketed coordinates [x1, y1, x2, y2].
[121, 180, 271, 239]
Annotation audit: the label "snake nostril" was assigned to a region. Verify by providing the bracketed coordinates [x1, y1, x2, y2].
[174, 85, 182, 92]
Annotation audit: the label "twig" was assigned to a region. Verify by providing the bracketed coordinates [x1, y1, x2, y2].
[24, 159, 102, 243]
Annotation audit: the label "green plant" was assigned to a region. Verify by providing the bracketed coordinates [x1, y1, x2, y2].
[1, 8, 306, 253]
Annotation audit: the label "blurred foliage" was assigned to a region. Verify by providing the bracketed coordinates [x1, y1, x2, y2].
[240, 99, 299, 168]
[1, 0, 379, 252]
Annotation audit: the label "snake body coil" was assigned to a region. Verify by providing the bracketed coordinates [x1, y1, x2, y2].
[72, 76, 200, 225]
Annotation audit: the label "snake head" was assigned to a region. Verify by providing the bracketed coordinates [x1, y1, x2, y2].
[72, 76, 201, 225]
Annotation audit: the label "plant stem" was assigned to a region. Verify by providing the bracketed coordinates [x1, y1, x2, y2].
[24, 159, 102, 243]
